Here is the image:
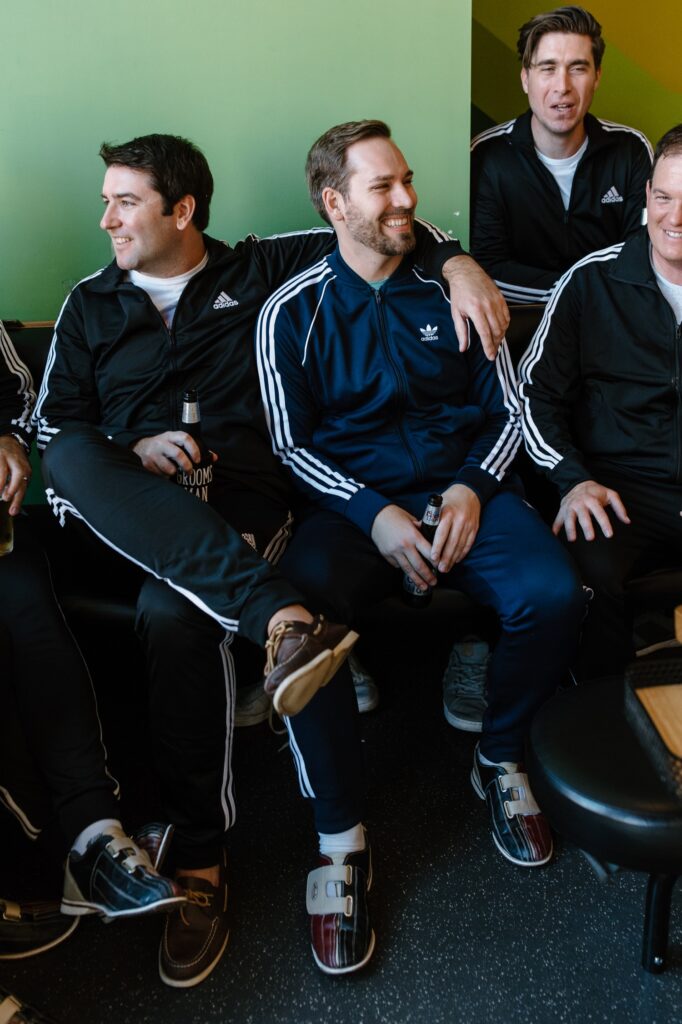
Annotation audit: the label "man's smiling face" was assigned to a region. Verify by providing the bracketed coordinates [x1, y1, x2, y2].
[647, 152, 682, 284]
[100, 165, 186, 277]
[337, 137, 418, 258]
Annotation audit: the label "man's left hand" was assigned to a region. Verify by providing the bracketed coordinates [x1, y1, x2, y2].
[0, 435, 32, 515]
[430, 483, 481, 572]
[442, 255, 509, 361]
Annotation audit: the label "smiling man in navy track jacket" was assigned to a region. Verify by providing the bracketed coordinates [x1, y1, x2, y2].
[257, 120, 585, 898]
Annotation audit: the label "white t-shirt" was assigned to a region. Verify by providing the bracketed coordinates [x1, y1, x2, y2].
[652, 258, 682, 324]
[535, 137, 589, 211]
[128, 252, 209, 326]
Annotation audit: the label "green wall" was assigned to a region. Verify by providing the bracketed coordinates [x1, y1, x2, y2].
[2, 0, 472, 321]
[472, 1, 681, 145]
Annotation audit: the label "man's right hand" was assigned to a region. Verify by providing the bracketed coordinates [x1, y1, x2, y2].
[132, 431, 204, 477]
[370, 504, 437, 590]
[0, 434, 32, 515]
[552, 479, 630, 542]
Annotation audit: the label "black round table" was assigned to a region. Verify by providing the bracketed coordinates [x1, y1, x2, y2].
[528, 668, 682, 973]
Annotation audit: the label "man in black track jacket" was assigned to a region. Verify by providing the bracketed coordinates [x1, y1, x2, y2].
[1, 320, 187, 962]
[471, 6, 651, 304]
[519, 124, 682, 680]
[33, 132, 507, 987]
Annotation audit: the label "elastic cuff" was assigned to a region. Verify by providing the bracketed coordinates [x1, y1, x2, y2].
[310, 797, 365, 836]
[238, 575, 308, 647]
[59, 788, 121, 849]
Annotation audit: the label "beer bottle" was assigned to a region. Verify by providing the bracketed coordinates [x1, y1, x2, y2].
[176, 387, 213, 502]
[401, 493, 442, 608]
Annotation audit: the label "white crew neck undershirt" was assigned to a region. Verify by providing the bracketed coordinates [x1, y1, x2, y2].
[128, 252, 209, 326]
[651, 246, 682, 324]
[535, 136, 589, 211]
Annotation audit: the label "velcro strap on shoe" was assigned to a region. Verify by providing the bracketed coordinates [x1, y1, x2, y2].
[105, 833, 153, 873]
[306, 865, 353, 917]
[499, 772, 541, 816]
[0, 994, 23, 1024]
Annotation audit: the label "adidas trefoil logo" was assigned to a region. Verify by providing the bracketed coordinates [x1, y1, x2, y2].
[213, 291, 239, 309]
[419, 324, 439, 342]
[601, 186, 623, 204]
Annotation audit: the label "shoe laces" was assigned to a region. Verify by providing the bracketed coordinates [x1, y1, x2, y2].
[448, 659, 487, 697]
[184, 888, 213, 908]
[264, 621, 292, 674]
[268, 700, 288, 737]
[179, 888, 213, 926]
[264, 616, 324, 673]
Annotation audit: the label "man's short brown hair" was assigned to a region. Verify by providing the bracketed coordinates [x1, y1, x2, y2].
[305, 120, 391, 224]
[517, 6, 605, 70]
[651, 124, 682, 179]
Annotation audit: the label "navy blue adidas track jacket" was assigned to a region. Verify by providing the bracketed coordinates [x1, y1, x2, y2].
[256, 248, 521, 536]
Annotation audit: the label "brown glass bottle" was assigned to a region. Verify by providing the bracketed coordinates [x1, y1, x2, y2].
[176, 388, 213, 502]
[401, 493, 443, 607]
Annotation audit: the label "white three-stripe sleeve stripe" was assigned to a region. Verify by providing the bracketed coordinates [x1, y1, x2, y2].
[597, 119, 654, 161]
[0, 321, 35, 432]
[414, 216, 451, 242]
[45, 489, 241, 633]
[518, 243, 623, 469]
[481, 341, 522, 478]
[34, 269, 106, 449]
[256, 261, 364, 502]
[470, 119, 516, 152]
[496, 280, 554, 304]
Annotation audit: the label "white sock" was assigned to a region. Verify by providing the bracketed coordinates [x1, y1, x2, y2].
[479, 751, 517, 771]
[318, 822, 365, 862]
[71, 818, 124, 855]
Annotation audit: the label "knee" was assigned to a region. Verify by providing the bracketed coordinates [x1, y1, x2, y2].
[508, 556, 586, 631]
[42, 425, 99, 484]
[135, 579, 204, 638]
[565, 537, 627, 598]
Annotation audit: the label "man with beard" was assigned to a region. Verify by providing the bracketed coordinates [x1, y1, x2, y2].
[257, 121, 585, 944]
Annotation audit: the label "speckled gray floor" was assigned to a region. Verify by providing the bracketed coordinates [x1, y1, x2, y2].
[2, 619, 681, 1024]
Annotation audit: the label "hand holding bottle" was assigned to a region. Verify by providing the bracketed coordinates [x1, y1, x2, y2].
[371, 503, 438, 592]
[430, 484, 481, 572]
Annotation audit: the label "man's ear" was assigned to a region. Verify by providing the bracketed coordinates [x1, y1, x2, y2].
[322, 186, 345, 224]
[175, 194, 196, 231]
[520, 67, 529, 96]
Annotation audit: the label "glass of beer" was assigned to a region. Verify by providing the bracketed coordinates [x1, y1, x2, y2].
[0, 499, 14, 556]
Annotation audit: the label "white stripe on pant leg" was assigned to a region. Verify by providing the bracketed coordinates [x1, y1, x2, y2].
[0, 786, 42, 840]
[284, 718, 316, 798]
[219, 632, 237, 829]
[44, 490, 240, 632]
